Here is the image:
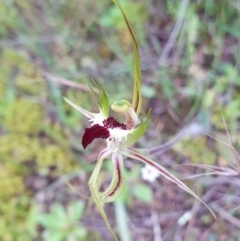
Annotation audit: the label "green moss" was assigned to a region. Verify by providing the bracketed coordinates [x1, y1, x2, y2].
[0, 134, 40, 163]
[0, 165, 24, 199]
[174, 137, 216, 165]
[0, 49, 46, 96]
[3, 99, 43, 134]
[42, 122, 70, 146]
[16, 74, 46, 95]
[0, 133, 77, 175]
[211, 100, 240, 133]
[36, 144, 77, 174]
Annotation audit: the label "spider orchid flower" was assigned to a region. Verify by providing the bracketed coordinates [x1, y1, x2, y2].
[64, 0, 215, 240]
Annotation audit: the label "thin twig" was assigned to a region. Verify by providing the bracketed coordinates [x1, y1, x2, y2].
[142, 122, 204, 156]
[219, 106, 240, 162]
[158, 0, 189, 66]
[0, 34, 56, 47]
[43, 72, 99, 92]
[219, 105, 232, 147]
[213, 204, 240, 229]
[184, 187, 216, 241]
[180, 171, 237, 180]
[181, 163, 239, 176]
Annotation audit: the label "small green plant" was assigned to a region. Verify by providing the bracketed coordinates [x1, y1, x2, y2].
[37, 202, 87, 241]
[133, 183, 154, 203]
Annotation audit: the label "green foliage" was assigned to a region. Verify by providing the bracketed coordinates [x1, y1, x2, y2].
[133, 183, 154, 203]
[0, 197, 31, 241]
[100, 0, 147, 29]
[212, 101, 240, 132]
[30, 202, 87, 241]
[0, 76, 6, 99]
[141, 84, 156, 99]
[166, 0, 180, 17]
[100, 0, 148, 43]
[0, 1, 20, 37]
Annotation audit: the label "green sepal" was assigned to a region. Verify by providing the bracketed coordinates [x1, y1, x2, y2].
[88, 149, 119, 241]
[124, 109, 151, 148]
[111, 0, 142, 115]
[89, 79, 109, 118]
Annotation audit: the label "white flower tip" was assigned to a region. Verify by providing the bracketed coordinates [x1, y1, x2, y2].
[141, 165, 160, 183]
[177, 211, 192, 226]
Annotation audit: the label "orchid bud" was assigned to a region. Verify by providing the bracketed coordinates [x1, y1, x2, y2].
[111, 99, 131, 114]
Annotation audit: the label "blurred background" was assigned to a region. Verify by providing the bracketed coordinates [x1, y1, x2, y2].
[0, 0, 240, 240]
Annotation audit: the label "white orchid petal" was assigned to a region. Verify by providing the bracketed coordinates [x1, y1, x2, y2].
[64, 97, 105, 126]
[64, 97, 95, 119]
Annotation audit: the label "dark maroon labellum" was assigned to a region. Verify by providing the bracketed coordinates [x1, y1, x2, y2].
[82, 117, 126, 149]
[103, 117, 126, 130]
[82, 124, 110, 149]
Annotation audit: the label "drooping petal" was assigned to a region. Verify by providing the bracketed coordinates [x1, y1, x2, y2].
[88, 149, 119, 241]
[122, 149, 216, 220]
[82, 124, 110, 149]
[111, 0, 142, 115]
[101, 152, 126, 203]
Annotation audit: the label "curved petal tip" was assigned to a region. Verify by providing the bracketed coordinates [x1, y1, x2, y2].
[82, 124, 110, 149]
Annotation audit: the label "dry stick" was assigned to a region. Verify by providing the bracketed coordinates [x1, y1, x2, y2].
[43, 72, 99, 92]
[158, 0, 189, 66]
[151, 212, 162, 241]
[221, 107, 233, 146]
[213, 204, 240, 229]
[181, 162, 239, 179]
[205, 133, 240, 165]
[181, 171, 238, 180]
[201, 107, 240, 173]
[145, 122, 204, 156]
[0, 34, 56, 47]
[131, 211, 183, 227]
[183, 186, 216, 241]
[65, 180, 90, 200]
[219, 105, 240, 163]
